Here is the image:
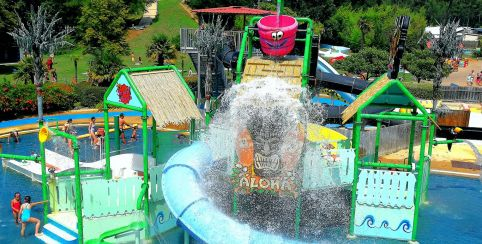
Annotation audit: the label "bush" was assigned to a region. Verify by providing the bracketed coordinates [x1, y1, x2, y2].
[73, 82, 108, 108]
[0, 81, 76, 120]
[404, 82, 433, 100]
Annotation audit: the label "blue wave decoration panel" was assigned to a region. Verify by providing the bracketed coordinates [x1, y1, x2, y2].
[354, 205, 414, 240]
[354, 169, 416, 240]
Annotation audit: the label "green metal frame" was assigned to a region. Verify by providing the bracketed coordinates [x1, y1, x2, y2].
[102, 65, 196, 240]
[348, 78, 434, 242]
[234, 16, 313, 87]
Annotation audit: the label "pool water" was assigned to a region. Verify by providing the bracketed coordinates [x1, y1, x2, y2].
[1, 131, 482, 243]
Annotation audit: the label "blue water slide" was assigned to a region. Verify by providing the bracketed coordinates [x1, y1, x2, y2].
[162, 142, 308, 244]
[317, 57, 356, 103]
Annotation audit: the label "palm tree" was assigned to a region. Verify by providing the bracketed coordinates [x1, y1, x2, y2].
[14, 56, 36, 84]
[146, 34, 176, 66]
[428, 19, 463, 110]
[358, 16, 371, 49]
[8, 6, 72, 121]
[194, 16, 226, 97]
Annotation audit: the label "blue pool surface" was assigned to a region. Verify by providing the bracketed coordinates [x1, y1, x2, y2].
[1, 123, 481, 243]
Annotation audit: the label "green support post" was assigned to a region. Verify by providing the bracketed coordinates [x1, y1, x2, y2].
[189, 119, 196, 142]
[294, 193, 302, 239]
[114, 115, 120, 154]
[374, 119, 381, 162]
[72, 140, 83, 244]
[235, 27, 249, 83]
[104, 107, 112, 179]
[277, 0, 284, 14]
[152, 118, 157, 159]
[348, 113, 362, 236]
[427, 113, 436, 157]
[232, 193, 238, 216]
[423, 113, 437, 201]
[39, 120, 49, 224]
[407, 119, 417, 164]
[411, 119, 428, 241]
[141, 114, 150, 237]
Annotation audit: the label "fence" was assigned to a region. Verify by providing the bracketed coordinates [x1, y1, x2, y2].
[335, 122, 422, 160]
[180, 28, 262, 55]
[440, 86, 482, 102]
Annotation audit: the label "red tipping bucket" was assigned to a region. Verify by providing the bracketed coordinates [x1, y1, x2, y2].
[258, 15, 298, 57]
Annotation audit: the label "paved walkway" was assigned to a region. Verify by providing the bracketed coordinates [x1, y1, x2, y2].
[442, 59, 482, 86]
[137, 0, 158, 27]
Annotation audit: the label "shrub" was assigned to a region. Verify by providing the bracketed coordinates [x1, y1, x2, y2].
[73, 82, 107, 108]
[0, 81, 75, 120]
[404, 82, 433, 100]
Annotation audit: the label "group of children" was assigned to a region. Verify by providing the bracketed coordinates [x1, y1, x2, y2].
[11, 192, 47, 237]
[63, 113, 138, 150]
[467, 70, 482, 86]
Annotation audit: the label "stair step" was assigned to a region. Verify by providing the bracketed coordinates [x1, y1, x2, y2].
[43, 223, 77, 243]
[47, 212, 78, 237]
[36, 233, 60, 244]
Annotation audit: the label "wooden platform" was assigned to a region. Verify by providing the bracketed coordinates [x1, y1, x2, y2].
[241, 56, 304, 85]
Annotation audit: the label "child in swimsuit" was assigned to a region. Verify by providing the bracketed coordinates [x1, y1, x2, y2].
[130, 124, 138, 142]
[89, 117, 99, 145]
[19, 196, 48, 237]
[11, 192, 21, 225]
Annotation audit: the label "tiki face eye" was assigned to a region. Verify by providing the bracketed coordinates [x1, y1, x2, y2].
[276, 31, 284, 40]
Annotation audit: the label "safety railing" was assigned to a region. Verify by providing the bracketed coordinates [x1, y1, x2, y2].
[85, 221, 146, 244]
[82, 177, 144, 217]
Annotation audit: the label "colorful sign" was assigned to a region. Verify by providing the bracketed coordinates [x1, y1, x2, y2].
[231, 124, 304, 198]
[106, 74, 142, 108]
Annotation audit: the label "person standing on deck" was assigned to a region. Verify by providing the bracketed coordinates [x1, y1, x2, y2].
[63, 119, 74, 154]
[88, 117, 99, 145]
[119, 113, 130, 144]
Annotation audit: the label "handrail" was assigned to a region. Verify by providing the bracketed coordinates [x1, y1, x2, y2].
[85, 221, 146, 244]
[136, 183, 149, 210]
[358, 161, 416, 171]
[0, 153, 39, 162]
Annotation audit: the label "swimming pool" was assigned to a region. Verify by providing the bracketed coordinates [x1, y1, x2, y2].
[1, 127, 481, 243]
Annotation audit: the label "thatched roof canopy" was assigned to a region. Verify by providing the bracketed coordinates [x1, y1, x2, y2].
[130, 70, 201, 127]
[341, 75, 430, 124]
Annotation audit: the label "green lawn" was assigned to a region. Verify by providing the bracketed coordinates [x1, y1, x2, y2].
[0, 0, 197, 84]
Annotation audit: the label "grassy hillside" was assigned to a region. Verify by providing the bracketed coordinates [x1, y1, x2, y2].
[0, 0, 197, 84]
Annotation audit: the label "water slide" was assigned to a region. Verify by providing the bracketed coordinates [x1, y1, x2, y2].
[162, 143, 302, 243]
[316, 57, 393, 121]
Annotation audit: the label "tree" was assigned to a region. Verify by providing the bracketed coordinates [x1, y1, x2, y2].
[8, 6, 72, 121]
[323, 4, 427, 52]
[194, 16, 226, 97]
[146, 34, 176, 66]
[333, 47, 389, 80]
[403, 49, 451, 83]
[358, 16, 371, 49]
[88, 49, 123, 86]
[428, 20, 463, 110]
[78, 0, 129, 55]
[14, 56, 36, 84]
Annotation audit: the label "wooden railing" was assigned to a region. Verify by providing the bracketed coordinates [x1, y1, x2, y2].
[180, 28, 261, 55]
[440, 86, 482, 102]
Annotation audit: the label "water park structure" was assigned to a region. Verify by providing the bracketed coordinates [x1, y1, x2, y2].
[0, 0, 480, 243]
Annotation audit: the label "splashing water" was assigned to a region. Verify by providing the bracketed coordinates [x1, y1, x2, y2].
[199, 77, 351, 241]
